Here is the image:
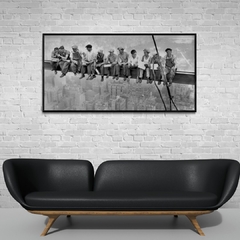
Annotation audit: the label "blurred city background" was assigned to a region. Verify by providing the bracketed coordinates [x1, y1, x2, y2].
[44, 71, 194, 111]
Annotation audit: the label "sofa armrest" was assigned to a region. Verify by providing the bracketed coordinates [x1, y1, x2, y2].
[3, 159, 95, 210]
[215, 160, 240, 208]
[2, 160, 28, 208]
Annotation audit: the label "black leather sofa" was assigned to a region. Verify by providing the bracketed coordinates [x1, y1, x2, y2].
[3, 158, 240, 236]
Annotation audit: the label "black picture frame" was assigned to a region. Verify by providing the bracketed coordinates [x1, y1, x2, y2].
[42, 33, 196, 112]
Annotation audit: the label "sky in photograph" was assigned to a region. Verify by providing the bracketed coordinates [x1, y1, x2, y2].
[44, 34, 195, 72]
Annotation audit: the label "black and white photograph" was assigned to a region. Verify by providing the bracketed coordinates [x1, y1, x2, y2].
[43, 33, 196, 112]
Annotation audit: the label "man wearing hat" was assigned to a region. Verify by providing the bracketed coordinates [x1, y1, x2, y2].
[81, 44, 96, 80]
[116, 47, 129, 81]
[151, 53, 164, 85]
[139, 48, 151, 83]
[95, 49, 105, 81]
[58, 45, 71, 78]
[162, 48, 177, 86]
[105, 49, 117, 79]
[70, 45, 82, 76]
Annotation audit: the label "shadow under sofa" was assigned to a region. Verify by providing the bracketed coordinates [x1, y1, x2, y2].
[2, 158, 240, 236]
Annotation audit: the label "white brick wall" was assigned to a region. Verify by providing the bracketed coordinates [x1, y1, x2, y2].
[0, 0, 240, 208]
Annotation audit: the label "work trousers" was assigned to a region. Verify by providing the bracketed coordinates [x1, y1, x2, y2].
[139, 67, 150, 78]
[128, 65, 139, 78]
[59, 60, 70, 75]
[115, 64, 128, 77]
[83, 63, 95, 75]
[70, 60, 82, 74]
[164, 67, 176, 83]
[96, 63, 104, 76]
[106, 64, 116, 76]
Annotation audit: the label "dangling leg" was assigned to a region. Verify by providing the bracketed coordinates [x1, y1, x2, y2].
[111, 64, 116, 79]
[71, 62, 77, 75]
[60, 61, 70, 78]
[100, 65, 104, 81]
[168, 68, 176, 86]
[123, 64, 128, 81]
[138, 68, 142, 83]
[115, 64, 120, 80]
[146, 68, 152, 83]
[80, 65, 86, 79]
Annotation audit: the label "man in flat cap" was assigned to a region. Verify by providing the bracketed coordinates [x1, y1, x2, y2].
[115, 47, 129, 81]
[151, 53, 164, 85]
[70, 45, 82, 76]
[139, 48, 151, 84]
[81, 44, 96, 80]
[162, 48, 177, 86]
[105, 49, 117, 79]
[95, 49, 105, 81]
[58, 45, 71, 78]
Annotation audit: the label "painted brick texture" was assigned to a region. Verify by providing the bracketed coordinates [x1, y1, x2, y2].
[0, 0, 240, 208]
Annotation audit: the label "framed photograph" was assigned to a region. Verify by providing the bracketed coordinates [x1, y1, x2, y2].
[42, 33, 196, 112]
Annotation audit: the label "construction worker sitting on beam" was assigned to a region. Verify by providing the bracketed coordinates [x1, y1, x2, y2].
[70, 45, 82, 76]
[162, 48, 177, 86]
[151, 53, 164, 85]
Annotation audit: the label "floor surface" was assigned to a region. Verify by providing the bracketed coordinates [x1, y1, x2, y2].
[0, 208, 239, 240]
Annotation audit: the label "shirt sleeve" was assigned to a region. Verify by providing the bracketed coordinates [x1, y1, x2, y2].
[136, 56, 139, 65]
[117, 55, 121, 64]
[70, 51, 73, 60]
[148, 56, 152, 65]
[62, 50, 70, 60]
[67, 50, 70, 58]
[113, 54, 117, 64]
[128, 56, 132, 65]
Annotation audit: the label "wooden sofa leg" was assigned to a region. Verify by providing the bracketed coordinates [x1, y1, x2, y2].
[40, 215, 59, 236]
[186, 215, 205, 236]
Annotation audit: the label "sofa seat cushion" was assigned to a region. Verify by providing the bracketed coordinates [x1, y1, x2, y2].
[25, 191, 218, 210]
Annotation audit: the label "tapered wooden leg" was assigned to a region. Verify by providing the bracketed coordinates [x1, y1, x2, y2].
[40, 215, 59, 236]
[186, 215, 205, 236]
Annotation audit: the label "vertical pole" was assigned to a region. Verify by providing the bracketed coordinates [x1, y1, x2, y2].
[151, 35, 167, 111]
[152, 35, 178, 111]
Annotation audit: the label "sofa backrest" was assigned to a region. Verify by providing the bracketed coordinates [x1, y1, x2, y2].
[3, 159, 94, 197]
[94, 160, 235, 198]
